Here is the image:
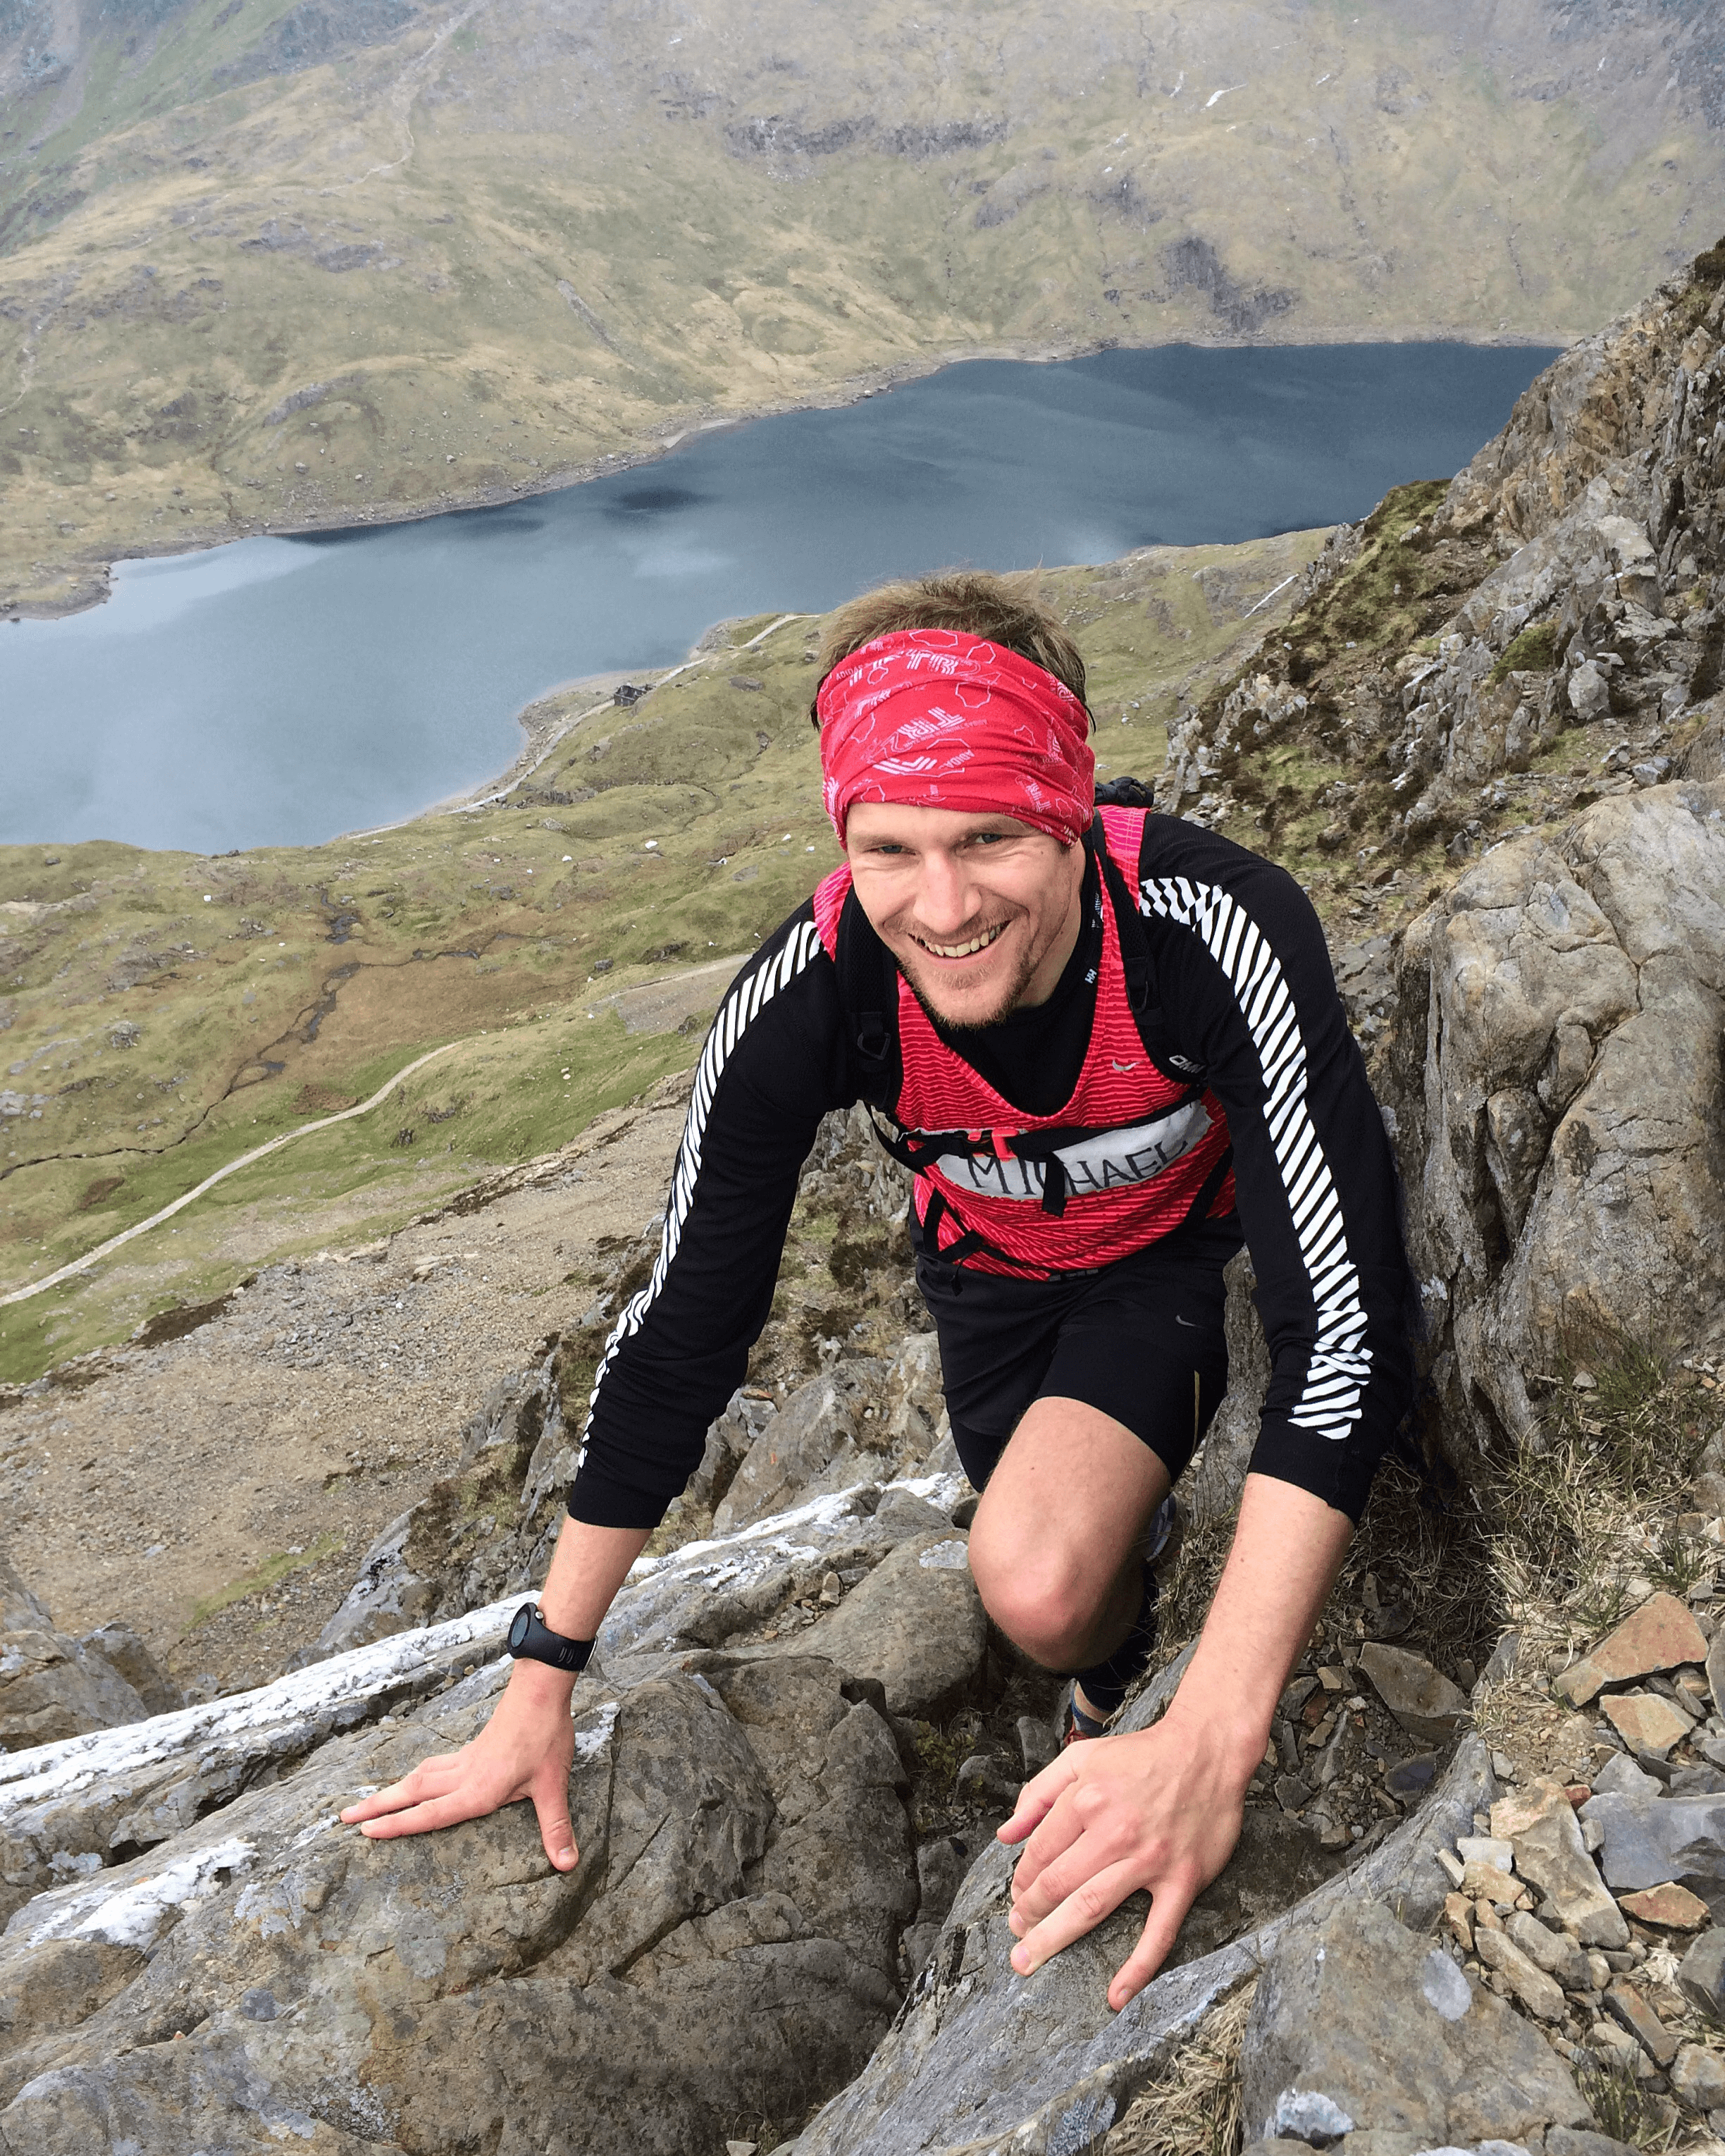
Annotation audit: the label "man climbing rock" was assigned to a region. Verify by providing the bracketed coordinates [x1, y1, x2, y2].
[344, 572, 1416, 2008]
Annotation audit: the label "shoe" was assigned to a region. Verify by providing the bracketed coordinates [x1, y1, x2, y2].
[1142, 1491, 1177, 1567]
[1061, 1680, 1111, 1746]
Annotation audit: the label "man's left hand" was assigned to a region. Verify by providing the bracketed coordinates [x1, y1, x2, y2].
[997, 1710, 1254, 2010]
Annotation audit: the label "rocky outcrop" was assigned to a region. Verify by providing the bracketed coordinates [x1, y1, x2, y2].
[0, 1548, 180, 1755]
[1156, 251, 1725, 1480]
[0, 1658, 910, 2155]
[1390, 774, 1725, 1462]
[791, 1715, 1495, 2156]
[1239, 1892, 1592, 2150]
[0, 1458, 993, 2152]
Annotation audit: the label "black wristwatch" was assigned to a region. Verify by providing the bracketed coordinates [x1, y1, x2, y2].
[507, 1602, 595, 1674]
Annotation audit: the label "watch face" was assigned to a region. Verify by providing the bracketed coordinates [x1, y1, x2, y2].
[509, 1604, 533, 1653]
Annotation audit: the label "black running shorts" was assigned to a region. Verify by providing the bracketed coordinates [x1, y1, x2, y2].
[915, 1216, 1243, 1493]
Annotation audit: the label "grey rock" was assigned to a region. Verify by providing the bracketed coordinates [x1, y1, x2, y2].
[315, 1505, 435, 1655]
[870, 1487, 953, 1541]
[1569, 658, 1612, 722]
[714, 1369, 874, 1534]
[1356, 1644, 1469, 1747]
[1678, 1926, 1725, 2017]
[1189, 1247, 1270, 1524]
[1270, 2088, 1355, 2139]
[1580, 1789, 1725, 1918]
[1390, 780, 1725, 1477]
[687, 1386, 778, 1510]
[1546, 2133, 1640, 2156]
[1671, 2040, 1725, 2111]
[600, 1474, 963, 1661]
[791, 1739, 1494, 2155]
[0, 1471, 969, 1930]
[1495, 1780, 1628, 1947]
[0, 1595, 519, 1926]
[1505, 1910, 1593, 1992]
[0, 1647, 917, 2155]
[1707, 1627, 1725, 1721]
[1479, 1632, 1522, 1690]
[1240, 1897, 1590, 2145]
[914, 1835, 975, 1938]
[1602, 1976, 1677, 2067]
[0, 1548, 154, 1755]
[1590, 1753, 1662, 1799]
[74, 1627, 181, 1720]
[1385, 1754, 1438, 1800]
[1018, 1715, 1057, 1778]
[1475, 1925, 1567, 2020]
[778, 1533, 987, 1719]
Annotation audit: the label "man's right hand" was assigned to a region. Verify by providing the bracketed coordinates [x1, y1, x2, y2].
[340, 1661, 581, 1871]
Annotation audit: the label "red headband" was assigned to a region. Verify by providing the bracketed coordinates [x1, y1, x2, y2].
[816, 629, 1094, 846]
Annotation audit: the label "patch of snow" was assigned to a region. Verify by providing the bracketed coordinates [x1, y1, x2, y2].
[918, 1540, 971, 1572]
[288, 1813, 342, 1852]
[0, 1597, 522, 1817]
[571, 1701, 620, 1761]
[27, 1837, 254, 1949]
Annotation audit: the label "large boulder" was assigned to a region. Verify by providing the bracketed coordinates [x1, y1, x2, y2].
[1390, 777, 1725, 1464]
[0, 1549, 178, 1756]
[0, 1649, 916, 2154]
[1239, 1895, 1592, 2148]
[787, 1692, 1495, 2155]
[0, 1471, 967, 1928]
[772, 1531, 988, 1719]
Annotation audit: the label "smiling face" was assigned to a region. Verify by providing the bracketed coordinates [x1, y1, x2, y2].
[844, 801, 1086, 1030]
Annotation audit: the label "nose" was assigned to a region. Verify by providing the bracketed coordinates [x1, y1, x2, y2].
[914, 847, 982, 937]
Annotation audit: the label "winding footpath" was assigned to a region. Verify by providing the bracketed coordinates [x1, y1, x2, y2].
[0, 1041, 460, 1309]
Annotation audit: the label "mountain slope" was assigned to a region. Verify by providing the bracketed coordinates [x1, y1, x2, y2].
[1, 0, 1722, 613]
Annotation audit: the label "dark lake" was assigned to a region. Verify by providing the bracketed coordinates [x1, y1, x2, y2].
[1, 342, 1559, 854]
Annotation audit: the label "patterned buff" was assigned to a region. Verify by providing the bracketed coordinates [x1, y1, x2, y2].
[816, 628, 1094, 846]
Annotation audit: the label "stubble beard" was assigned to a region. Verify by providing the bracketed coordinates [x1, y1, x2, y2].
[896, 932, 1042, 1035]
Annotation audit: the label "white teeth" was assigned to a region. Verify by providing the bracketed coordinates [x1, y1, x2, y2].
[922, 924, 1003, 959]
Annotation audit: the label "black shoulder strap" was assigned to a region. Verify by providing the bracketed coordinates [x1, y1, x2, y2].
[1089, 812, 1207, 1088]
[834, 884, 903, 1108]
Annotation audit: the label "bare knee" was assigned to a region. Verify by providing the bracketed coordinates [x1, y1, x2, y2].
[969, 1526, 1109, 1670]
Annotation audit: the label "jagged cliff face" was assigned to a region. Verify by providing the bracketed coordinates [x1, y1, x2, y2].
[1161, 250, 1725, 1472]
[1, 0, 1724, 612]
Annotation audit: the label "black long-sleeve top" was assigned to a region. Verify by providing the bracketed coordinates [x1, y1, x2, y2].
[569, 811, 1415, 1528]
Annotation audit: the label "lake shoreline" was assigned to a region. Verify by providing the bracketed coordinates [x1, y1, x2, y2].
[8, 320, 1574, 627]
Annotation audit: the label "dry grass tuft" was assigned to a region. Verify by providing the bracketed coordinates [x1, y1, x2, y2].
[1576, 2059, 1680, 2152]
[1487, 1319, 1712, 1656]
[1152, 1451, 1502, 1689]
[1103, 1980, 1256, 2156]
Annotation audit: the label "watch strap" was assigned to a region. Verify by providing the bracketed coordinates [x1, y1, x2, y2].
[507, 1601, 595, 1674]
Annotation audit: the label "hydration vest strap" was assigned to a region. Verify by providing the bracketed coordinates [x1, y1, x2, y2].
[865, 1104, 970, 1176]
[918, 1185, 998, 1267]
[836, 885, 903, 1104]
[1089, 815, 1204, 1085]
[1180, 1141, 1236, 1230]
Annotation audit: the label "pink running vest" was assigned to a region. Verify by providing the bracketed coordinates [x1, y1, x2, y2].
[813, 805, 1236, 1276]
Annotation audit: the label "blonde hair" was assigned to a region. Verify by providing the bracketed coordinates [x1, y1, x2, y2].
[810, 569, 1090, 723]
